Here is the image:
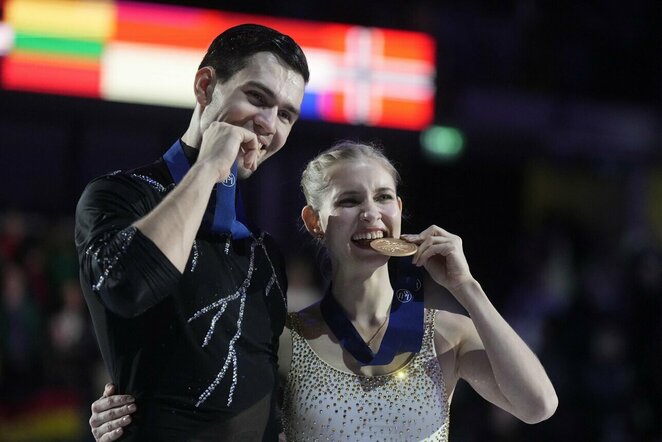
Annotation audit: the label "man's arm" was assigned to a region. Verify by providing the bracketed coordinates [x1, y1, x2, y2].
[75, 174, 182, 318]
[75, 122, 261, 317]
[131, 158, 215, 273]
[133, 122, 260, 272]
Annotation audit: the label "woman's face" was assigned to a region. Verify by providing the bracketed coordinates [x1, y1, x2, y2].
[316, 158, 402, 267]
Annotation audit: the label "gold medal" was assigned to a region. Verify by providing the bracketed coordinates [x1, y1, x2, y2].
[370, 238, 418, 257]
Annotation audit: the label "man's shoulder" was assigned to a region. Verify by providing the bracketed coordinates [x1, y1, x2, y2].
[83, 158, 171, 195]
[122, 160, 172, 194]
[256, 231, 285, 252]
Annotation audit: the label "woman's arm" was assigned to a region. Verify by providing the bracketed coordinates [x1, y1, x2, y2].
[443, 285, 557, 423]
[403, 226, 557, 423]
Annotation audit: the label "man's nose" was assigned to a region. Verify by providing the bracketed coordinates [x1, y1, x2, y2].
[255, 107, 277, 134]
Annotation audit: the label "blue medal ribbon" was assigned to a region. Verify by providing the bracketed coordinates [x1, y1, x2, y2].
[163, 140, 251, 239]
[320, 256, 424, 366]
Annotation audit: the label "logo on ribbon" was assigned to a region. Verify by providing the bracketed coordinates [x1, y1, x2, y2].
[222, 173, 236, 187]
[396, 289, 413, 303]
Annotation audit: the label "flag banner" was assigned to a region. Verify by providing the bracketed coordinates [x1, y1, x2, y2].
[1, 0, 436, 130]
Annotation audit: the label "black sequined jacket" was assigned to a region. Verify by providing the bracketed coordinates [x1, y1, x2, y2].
[75, 142, 287, 441]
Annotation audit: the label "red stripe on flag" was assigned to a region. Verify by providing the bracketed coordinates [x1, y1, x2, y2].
[115, 2, 225, 48]
[267, 22, 350, 52]
[2, 54, 100, 98]
[114, 2, 353, 53]
[375, 98, 434, 130]
[381, 30, 435, 62]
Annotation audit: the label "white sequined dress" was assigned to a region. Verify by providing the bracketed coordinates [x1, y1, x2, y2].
[283, 309, 450, 441]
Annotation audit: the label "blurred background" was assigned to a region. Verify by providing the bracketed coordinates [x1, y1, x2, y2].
[0, 0, 660, 440]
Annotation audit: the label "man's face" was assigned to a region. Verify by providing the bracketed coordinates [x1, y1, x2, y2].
[200, 52, 306, 179]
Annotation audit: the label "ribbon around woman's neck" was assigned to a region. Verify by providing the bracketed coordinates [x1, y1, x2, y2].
[320, 257, 424, 366]
[163, 140, 251, 239]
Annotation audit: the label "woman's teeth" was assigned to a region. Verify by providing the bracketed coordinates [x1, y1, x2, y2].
[352, 231, 384, 241]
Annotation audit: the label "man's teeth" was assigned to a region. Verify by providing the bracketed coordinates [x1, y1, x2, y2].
[352, 231, 384, 241]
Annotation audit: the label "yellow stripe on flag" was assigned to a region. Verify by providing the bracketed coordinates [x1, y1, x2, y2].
[6, 0, 115, 41]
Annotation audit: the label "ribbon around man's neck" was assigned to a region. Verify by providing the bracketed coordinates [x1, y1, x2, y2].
[163, 140, 251, 239]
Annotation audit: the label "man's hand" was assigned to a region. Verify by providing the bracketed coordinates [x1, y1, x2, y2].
[89, 383, 136, 442]
[197, 122, 260, 182]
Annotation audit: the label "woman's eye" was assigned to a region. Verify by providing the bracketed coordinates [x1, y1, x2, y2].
[376, 194, 394, 201]
[337, 199, 358, 206]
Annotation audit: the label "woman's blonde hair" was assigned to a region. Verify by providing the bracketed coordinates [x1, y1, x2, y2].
[300, 140, 400, 211]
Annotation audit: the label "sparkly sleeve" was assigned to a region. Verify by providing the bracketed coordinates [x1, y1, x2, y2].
[75, 174, 181, 318]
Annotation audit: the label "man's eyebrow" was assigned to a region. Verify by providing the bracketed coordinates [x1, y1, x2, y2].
[245, 81, 300, 117]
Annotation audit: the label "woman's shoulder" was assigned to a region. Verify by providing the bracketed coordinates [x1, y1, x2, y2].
[287, 302, 326, 338]
[297, 302, 321, 319]
[432, 309, 472, 325]
[430, 309, 476, 349]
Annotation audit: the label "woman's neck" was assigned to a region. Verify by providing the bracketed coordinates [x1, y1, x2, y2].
[330, 264, 393, 327]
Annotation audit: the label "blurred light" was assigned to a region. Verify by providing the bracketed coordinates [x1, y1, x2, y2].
[4, 52, 100, 97]
[0, 0, 437, 131]
[0, 23, 14, 55]
[15, 33, 103, 58]
[101, 42, 199, 106]
[6, 0, 114, 39]
[420, 125, 465, 161]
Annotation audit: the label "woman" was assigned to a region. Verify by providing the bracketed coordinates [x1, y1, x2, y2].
[89, 141, 557, 441]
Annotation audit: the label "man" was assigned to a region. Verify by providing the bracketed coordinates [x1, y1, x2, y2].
[75, 24, 308, 441]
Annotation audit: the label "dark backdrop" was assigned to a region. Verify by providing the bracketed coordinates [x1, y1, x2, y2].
[1, 1, 660, 441]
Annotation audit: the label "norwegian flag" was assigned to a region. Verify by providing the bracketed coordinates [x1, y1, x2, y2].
[298, 25, 436, 130]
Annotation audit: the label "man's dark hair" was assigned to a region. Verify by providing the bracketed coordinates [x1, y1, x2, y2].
[199, 23, 310, 84]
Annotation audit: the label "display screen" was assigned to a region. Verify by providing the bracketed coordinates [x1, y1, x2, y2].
[1, 0, 436, 130]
